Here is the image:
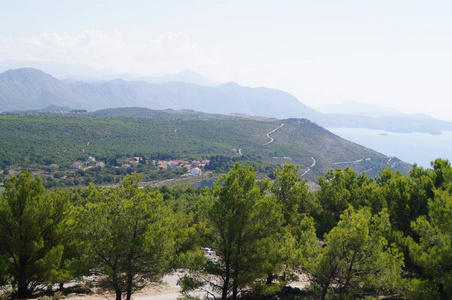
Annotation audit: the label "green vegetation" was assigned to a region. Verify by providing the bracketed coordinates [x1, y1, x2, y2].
[0, 112, 448, 299]
[194, 164, 282, 300]
[1, 159, 451, 299]
[306, 207, 403, 300]
[73, 174, 178, 300]
[0, 172, 72, 298]
[0, 114, 410, 185]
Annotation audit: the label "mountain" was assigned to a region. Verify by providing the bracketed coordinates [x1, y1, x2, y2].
[139, 69, 218, 86]
[0, 60, 217, 85]
[1, 68, 451, 134]
[0, 60, 114, 81]
[0, 68, 80, 110]
[316, 101, 402, 117]
[0, 68, 320, 120]
[0, 114, 411, 180]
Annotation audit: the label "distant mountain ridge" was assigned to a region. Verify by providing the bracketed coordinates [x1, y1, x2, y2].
[317, 101, 403, 117]
[0, 68, 78, 110]
[139, 69, 218, 86]
[0, 60, 217, 85]
[0, 68, 320, 119]
[1, 67, 451, 134]
[316, 101, 434, 120]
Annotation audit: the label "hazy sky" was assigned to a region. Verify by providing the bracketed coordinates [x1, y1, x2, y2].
[1, 0, 451, 121]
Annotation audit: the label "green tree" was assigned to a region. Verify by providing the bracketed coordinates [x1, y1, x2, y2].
[431, 158, 452, 190]
[406, 187, 452, 299]
[316, 167, 374, 235]
[271, 164, 318, 226]
[269, 164, 318, 284]
[305, 206, 404, 300]
[0, 172, 72, 299]
[47, 189, 90, 291]
[184, 163, 283, 300]
[375, 168, 430, 238]
[73, 173, 175, 300]
[278, 216, 318, 284]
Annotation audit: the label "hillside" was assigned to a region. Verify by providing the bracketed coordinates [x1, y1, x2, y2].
[1, 68, 451, 134]
[0, 68, 79, 110]
[92, 107, 240, 120]
[0, 114, 410, 180]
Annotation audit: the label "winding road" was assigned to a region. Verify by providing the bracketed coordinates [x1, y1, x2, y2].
[262, 123, 284, 146]
[333, 158, 371, 165]
[300, 157, 316, 177]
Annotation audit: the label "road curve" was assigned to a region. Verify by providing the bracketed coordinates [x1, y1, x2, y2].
[262, 123, 284, 146]
[300, 157, 316, 177]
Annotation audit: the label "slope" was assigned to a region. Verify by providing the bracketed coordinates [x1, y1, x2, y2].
[0, 68, 80, 110]
[0, 114, 410, 180]
[2, 68, 449, 134]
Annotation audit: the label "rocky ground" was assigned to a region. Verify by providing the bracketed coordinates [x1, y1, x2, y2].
[64, 272, 310, 300]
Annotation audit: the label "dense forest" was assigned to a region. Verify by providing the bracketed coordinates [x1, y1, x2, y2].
[0, 114, 411, 181]
[0, 160, 450, 300]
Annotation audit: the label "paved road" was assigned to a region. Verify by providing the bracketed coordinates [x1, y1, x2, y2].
[300, 157, 316, 177]
[263, 123, 284, 146]
[333, 157, 371, 165]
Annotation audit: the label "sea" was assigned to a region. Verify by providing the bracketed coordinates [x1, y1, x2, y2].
[326, 127, 452, 169]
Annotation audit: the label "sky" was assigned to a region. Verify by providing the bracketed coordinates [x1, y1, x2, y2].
[1, 0, 452, 122]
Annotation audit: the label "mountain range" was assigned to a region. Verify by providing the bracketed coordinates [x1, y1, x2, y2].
[1, 67, 451, 134]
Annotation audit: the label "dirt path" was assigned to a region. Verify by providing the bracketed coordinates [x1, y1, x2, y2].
[67, 273, 181, 300]
[66, 271, 309, 300]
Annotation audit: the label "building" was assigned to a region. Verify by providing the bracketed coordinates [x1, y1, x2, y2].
[189, 167, 202, 176]
[71, 162, 82, 169]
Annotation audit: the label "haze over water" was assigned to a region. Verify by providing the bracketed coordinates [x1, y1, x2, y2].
[327, 127, 452, 169]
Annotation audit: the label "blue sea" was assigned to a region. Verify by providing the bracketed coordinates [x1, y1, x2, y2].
[326, 128, 452, 169]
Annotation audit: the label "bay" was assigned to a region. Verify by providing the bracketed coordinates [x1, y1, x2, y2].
[326, 128, 452, 168]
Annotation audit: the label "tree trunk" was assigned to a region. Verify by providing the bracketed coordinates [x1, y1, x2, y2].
[115, 289, 122, 300]
[221, 262, 230, 300]
[341, 251, 357, 294]
[320, 284, 329, 300]
[232, 278, 238, 300]
[112, 273, 122, 300]
[126, 273, 133, 300]
[16, 279, 28, 299]
[17, 256, 29, 299]
[126, 229, 136, 300]
[232, 260, 239, 300]
[320, 264, 337, 300]
[266, 273, 273, 284]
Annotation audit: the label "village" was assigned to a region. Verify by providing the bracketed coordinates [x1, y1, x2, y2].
[48, 156, 211, 177]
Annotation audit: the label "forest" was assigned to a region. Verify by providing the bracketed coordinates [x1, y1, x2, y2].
[0, 160, 451, 300]
[0, 114, 411, 181]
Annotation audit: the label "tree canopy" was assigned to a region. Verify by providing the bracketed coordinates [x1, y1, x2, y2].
[1, 159, 452, 299]
[73, 173, 177, 300]
[0, 172, 72, 298]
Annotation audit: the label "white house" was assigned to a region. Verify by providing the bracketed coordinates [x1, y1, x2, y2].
[189, 167, 202, 176]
